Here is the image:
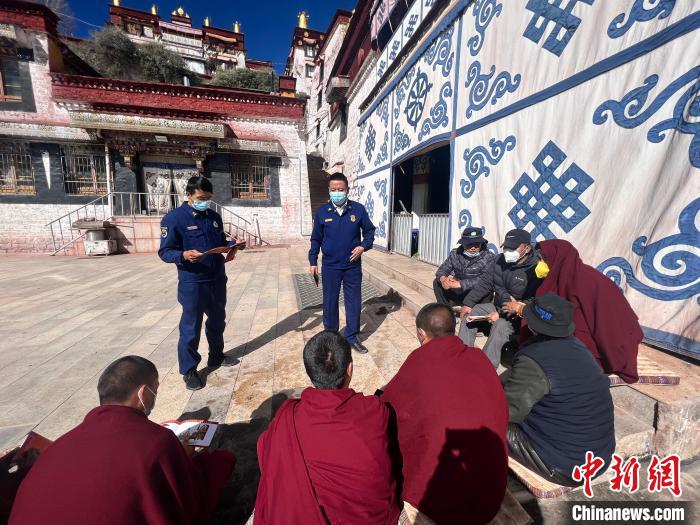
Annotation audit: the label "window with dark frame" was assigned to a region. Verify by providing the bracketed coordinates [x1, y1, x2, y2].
[0, 59, 22, 102]
[316, 122, 320, 140]
[0, 142, 35, 194]
[317, 91, 322, 111]
[319, 60, 324, 82]
[305, 64, 314, 78]
[230, 154, 273, 200]
[60, 145, 110, 196]
[339, 104, 348, 144]
[304, 44, 315, 58]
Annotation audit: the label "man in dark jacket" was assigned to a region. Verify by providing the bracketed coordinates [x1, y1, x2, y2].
[434, 227, 496, 308]
[459, 228, 544, 367]
[502, 293, 615, 486]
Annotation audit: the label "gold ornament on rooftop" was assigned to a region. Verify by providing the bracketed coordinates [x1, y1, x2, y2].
[151, 4, 158, 15]
[298, 11, 308, 29]
[204, 16, 210, 27]
[113, 0, 121, 6]
[233, 21, 241, 33]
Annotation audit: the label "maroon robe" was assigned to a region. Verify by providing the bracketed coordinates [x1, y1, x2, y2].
[382, 336, 509, 525]
[522, 239, 642, 383]
[9, 405, 236, 525]
[255, 388, 401, 525]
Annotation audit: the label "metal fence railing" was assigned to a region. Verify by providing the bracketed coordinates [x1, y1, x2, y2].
[417, 213, 450, 266]
[391, 213, 412, 257]
[46, 192, 266, 255]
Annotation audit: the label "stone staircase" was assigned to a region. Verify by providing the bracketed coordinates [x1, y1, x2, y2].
[361, 249, 699, 465]
[307, 154, 329, 213]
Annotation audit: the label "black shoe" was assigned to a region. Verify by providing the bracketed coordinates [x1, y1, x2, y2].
[351, 342, 369, 354]
[207, 355, 236, 368]
[184, 368, 203, 391]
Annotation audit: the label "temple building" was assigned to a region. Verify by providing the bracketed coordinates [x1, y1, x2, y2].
[284, 12, 325, 97]
[0, 0, 311, 254]
[108, 0, 261, 76]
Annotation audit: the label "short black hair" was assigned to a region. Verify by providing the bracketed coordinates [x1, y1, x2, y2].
[186, 175, 213, 195]
[416, 303, 456, 339]
[303, 330, 352, 389]
[97, 356, 158, 405]
[327, 172, 349, 188]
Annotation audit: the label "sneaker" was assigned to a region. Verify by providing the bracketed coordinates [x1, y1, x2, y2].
[184, 368, 203, 391]
[207, 355, 236, 368]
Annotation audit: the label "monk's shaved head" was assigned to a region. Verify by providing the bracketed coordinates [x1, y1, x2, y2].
[98, 356, 158, 405]
[416, 303, 456, 339]
[303, 330, 352, 390]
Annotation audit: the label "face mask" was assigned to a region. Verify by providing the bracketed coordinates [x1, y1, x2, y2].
[191, 200, 211, 212]
[535, 260, 550, 279]
[329, 191, 347, 206]
[138, 386, 157, 417]
[503, 249, 521, 264]
[463, 250, 480, 258]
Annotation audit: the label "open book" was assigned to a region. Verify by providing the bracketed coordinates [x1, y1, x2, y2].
[161, 420, 219, 447]
[202, 241, 247, 257]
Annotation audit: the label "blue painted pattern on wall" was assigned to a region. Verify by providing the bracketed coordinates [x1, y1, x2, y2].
[593, 66, 700, 168]
[508, 140, 594, 240]
[468, 0, 503, 57]
[523, 0, 596, 56]
[419, 82, 453, 140]
[406, 70, 433, 129]
[374, 132, 389, 167]
[365, 124, 376, 163]
[374, 178, 388, 206]
[465, 61, 521, 118]
[405, 14, 420, 39]
[425, 24, 455, 77]
[597, 197, 699, 302]
[461, 135, 517, 198]
[608, 0, 676, 39]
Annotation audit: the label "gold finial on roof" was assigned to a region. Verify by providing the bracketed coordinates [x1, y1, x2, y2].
[298, 11, 308, 29]
[113, 0, 121, 6]
[204, 16, 210, 27]
[233, 21, 241, 33]
[151, 4, 158, 15]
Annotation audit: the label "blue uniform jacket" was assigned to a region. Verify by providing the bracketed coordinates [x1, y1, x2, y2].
[308, 200, 376, 269]
[158, 203, 227, 282]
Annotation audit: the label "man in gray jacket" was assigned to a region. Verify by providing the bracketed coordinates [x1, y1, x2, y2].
[433, 227, 496, 309]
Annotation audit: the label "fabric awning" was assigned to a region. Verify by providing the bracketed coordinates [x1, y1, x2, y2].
[370, 0, 398, 43]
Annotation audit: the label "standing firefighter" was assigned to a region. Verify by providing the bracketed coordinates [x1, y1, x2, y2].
[309, 173, 376, 354]
[158, 176, 241, 390]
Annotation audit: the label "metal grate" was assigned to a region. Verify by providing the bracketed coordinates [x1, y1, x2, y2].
[61, 145, 109, 196]
[0, 142, 35, 194]
[293, 273, 382, 310]
[230, 154, 271, 200]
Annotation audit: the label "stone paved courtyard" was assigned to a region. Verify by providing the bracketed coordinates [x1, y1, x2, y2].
[0, 245, 418, 523]
[1, 247, 698, 525]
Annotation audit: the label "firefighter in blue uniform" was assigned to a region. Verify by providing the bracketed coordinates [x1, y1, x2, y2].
[158, 176, 239, 390]
[309, 173, 376, 353]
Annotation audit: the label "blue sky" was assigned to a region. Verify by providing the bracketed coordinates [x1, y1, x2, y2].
[66, 0, 357, 73]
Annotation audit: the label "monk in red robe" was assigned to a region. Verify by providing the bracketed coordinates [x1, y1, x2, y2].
[10, 356, 236, 525]
[254, 330, 400, 525]
[521, 239, 642, 383]
[381, 304, 509, 525]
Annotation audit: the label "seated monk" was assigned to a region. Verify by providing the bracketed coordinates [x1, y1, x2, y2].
[521, 239, 642, 383]
[381, 304, 508, 525]
[10, 356, 236, 525]
[254, 330, 400, 525]
[504, 294, 615, 485]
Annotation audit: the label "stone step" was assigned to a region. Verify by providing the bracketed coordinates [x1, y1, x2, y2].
[363, 250, 435, 301]
[614, 405, 655, 459]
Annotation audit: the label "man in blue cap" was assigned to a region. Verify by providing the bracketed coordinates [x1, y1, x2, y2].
[309, 173, 376, 354]
[158, 176, 241, 390]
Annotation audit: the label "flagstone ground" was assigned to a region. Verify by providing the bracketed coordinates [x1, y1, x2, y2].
[0, 247, 697, 524]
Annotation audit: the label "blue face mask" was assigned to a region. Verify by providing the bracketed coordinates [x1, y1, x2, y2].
[191, 200, 211, 212]
[329, 191, 347, 206]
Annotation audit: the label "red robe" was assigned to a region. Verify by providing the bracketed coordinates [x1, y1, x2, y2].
[255, 388, 401, 525]
[522, 239, 642, 383]
[9, 405, 236, 525]
[381, 336, 509, 525]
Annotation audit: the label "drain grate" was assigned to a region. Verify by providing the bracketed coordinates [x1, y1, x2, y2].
[292, 273, 382, 310]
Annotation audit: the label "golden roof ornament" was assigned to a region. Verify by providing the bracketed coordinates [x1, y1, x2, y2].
[204, 16, 210, 27]
[233, 21, 241, 33]
[298, 11, 308, 29]
[113, 0, 121, 6]
[151, 4, 158, 15]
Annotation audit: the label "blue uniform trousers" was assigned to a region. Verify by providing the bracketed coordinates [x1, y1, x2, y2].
[177, 276, 227, 374]
[322, 264, 362, 344]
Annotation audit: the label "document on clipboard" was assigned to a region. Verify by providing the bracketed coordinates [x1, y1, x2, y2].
[202, 241, 246, 257]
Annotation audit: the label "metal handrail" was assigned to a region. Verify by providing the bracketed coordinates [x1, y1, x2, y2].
[46, 191, 266, 255]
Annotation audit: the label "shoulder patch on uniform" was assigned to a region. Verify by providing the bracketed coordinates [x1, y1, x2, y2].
[350, 214, 356, 222]
[161, 227, 168, 238]
[213, 220, 219, 228]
